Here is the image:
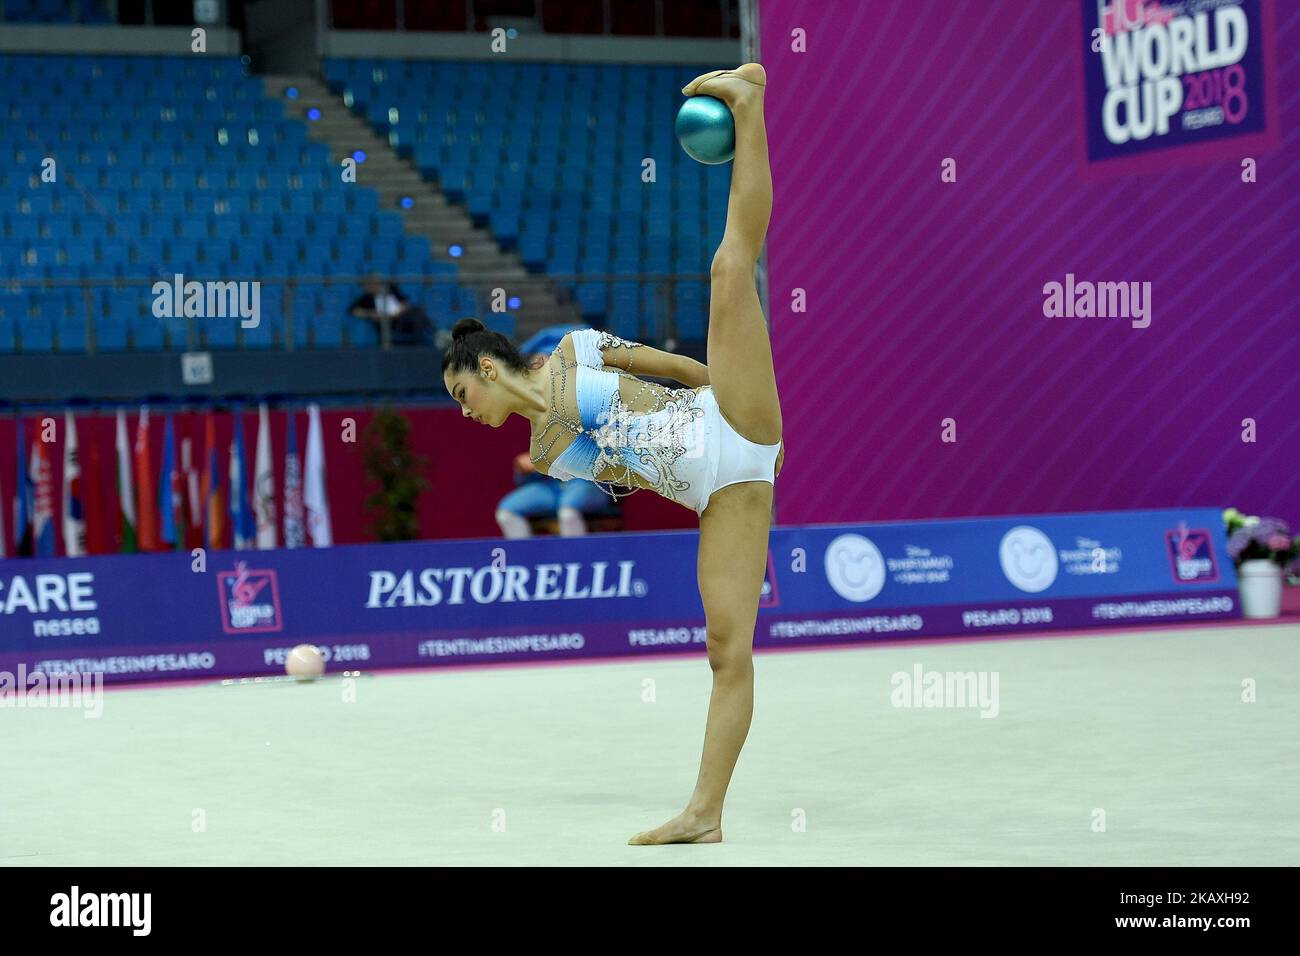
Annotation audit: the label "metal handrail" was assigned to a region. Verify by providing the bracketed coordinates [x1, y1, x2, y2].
[0, 271, 709, 354]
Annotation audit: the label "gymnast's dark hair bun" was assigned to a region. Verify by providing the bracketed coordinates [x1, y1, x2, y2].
[441, 317, 529, 378]
[451, 317, 487, 341]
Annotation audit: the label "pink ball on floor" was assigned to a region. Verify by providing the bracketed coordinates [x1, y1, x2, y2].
[286, 644, 325, 680]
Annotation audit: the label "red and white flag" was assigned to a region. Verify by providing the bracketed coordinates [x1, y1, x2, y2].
[254, 403, 277, 549]
[303, 404, 332, 547]
[62, 411, 86, 557]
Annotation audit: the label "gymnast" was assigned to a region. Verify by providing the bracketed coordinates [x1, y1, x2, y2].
[442, 63, 780, 844]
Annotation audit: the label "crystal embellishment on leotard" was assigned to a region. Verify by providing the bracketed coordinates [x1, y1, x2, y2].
[595, 330, 638, 352]
[623, 393, 707, 502]
[529, 330, 707, 509]
[594, 421, 617, 450]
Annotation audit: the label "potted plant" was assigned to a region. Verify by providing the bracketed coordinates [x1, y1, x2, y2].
[1223, 508, 1300, 619]
[362, 406, 430, 542]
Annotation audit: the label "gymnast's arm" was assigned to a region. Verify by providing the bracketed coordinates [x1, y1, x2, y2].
[600, 339, 710, 388]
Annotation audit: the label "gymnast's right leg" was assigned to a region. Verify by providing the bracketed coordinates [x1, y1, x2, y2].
[627, 63, 779, 847]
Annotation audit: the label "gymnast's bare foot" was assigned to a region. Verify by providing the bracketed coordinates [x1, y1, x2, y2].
[628, 810, 723, 845]
[681, 62, 766, 109]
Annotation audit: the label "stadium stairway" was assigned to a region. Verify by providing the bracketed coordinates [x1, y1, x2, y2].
[263, 74, 580, 341]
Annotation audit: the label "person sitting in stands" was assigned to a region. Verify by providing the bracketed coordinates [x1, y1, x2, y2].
[349, 276, 432, 346]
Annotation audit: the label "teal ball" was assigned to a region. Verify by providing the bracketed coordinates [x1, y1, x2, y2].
[675, 95, 735, 165]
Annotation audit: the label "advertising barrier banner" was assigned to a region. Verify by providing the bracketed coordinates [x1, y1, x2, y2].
[0, 508, 1236, 684]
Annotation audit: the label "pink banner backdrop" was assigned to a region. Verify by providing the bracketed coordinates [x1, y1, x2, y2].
[760, 0, 1297, 530]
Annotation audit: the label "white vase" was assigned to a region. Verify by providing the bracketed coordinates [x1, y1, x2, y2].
[1238, 559, 1283, 619]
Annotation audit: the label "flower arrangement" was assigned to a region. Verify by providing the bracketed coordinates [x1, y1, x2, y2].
[1223, 509, 1300, 577]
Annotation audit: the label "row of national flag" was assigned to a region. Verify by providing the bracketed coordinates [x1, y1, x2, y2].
[2, 404, 333, 558]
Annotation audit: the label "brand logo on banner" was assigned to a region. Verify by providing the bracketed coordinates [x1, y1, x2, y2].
[217, 561, 283, 634]
[1060, 536, 1123, 576]
[1166, 525, 1220, 582]
[1083, 0, 1266, 161]
[1000, 526, 1059, 593]
[887, 545, 956, 585]
[363, 560, 641, 608]
[824, 534, 887, 602]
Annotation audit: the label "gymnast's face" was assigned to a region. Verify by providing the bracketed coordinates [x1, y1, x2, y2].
[444, 362, 504, 427]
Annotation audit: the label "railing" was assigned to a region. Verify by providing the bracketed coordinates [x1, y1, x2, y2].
[0, 272, 711, 355]
[0, 3, 230, 27]
[0, 0, 736, 37]
[1, 273, 462, 354]
[326, 0, 736, 38]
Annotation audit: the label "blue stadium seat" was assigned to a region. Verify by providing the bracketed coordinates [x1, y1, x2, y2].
[311, 313, 342, 348]
[318, 290, 350, 330]
[291, 286, 322, 324]
[483, 313, 516, 339]
[450, 287, 475, 313]
[576, 282, 608, 318]
[243, 314, 279, 349]
[18, 315, 54, 352]
[347, 317, 378, 347]
[421, 284, 453, 316]
[56, 315, 88, 353]
[201, 315, 238, 349]
[160, 314, 189, 350]
[95, 315, 129, 352]
[374, 212, 404, 237]
[674, 280, 708, 341]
